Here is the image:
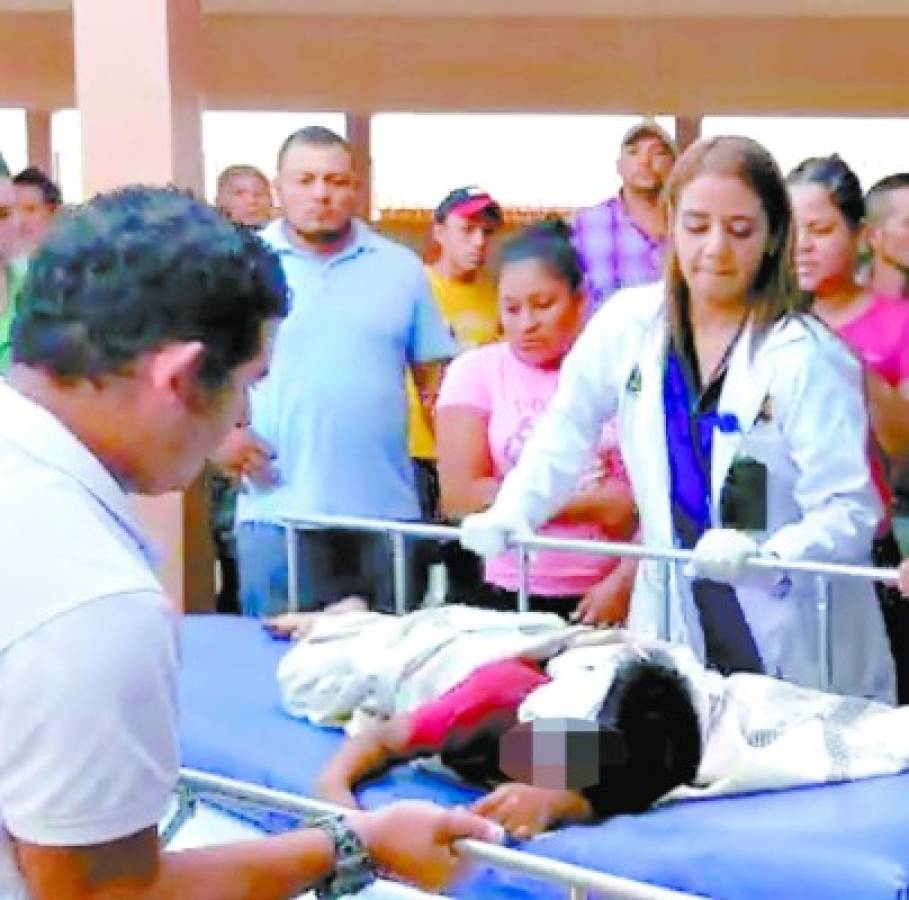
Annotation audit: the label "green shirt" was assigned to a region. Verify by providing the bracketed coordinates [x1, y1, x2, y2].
[0, 259, 26, 374]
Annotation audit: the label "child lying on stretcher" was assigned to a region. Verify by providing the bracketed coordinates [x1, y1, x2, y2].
[267, 608, 702, 839]
[316, 654, 699, 839]
[268, 606, 909, 840]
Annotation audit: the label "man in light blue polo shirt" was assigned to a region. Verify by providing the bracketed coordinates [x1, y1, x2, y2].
[223, 126, 455, 616]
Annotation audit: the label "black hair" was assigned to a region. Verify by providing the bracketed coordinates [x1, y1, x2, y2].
[786, 155, 864, 231]
[866, 173, 909, 225]
[277, 126, 352, 171]
[583, 655, 702, 817]
[13, 166, 62, 208]
[499, 218, 583, 293]
[14, 186, 288, 389]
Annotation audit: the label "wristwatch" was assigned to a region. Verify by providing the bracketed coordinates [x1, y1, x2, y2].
[311, 813, 377, 898]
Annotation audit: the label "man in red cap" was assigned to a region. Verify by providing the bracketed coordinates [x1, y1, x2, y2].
[572, 122, 676, 316]
[408, 187, 504, 603]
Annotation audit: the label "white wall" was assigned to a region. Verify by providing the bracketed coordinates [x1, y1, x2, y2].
[703, 116, 909, 190]
[0, 108, 28, 175]
[372, 113, 675, 209]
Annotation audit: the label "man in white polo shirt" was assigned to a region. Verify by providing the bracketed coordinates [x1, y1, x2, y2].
[0, 187, 500, 899]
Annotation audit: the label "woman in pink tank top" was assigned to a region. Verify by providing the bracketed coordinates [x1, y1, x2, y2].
[436, 220, 639, 625]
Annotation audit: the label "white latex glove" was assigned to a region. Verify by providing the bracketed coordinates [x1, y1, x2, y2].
[460, 508, 534, 559]
[685, 528, 760, 584]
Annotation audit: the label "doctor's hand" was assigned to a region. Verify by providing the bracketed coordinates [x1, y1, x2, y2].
[350, 801, 505, 892]
[460, 508, 534, 558]
[686, 528, 760, 584]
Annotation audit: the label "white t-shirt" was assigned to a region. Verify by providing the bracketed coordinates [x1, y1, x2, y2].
[0, 384, 178, 898]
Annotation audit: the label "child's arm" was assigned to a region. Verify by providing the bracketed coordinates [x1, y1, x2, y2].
[317, 658, 549, 809]
[316, 717, 419, 809]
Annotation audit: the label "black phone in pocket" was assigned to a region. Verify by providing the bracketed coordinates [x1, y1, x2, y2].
[720, 456, 768, 532]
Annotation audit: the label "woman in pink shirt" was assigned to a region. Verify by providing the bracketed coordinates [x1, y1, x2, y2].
[788, 155, 909, 461]
[788, 155, 909, 704]
[436, 220, 638, 625]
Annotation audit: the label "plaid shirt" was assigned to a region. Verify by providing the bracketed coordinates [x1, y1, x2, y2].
[571, 193, 667, 317]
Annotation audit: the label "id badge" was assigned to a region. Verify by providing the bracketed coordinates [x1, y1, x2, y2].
[720, 455, 768, 532]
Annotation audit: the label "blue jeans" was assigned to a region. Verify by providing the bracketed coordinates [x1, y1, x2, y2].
[236, 522, 313, 618]
[236, 522, 402, 618]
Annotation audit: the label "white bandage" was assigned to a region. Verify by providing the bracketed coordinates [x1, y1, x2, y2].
[685, 528, 760, 584]
[460, 508, 534, 559]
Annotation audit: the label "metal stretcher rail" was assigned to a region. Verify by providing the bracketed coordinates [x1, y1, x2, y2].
[282, 512, 901, 694]
[173, 768, 697, 900]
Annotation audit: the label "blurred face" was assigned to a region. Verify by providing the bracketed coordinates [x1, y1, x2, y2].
[433, 212, 497, 279]
[499, 258, 583, 368]
[673, 173, 769, 312]
[617, 136, 675, 195]
[159, 319, 279, 493]
[14, 184, 56, 256]
[0, 179, 18, 264]
[789, 183, 858, 297]
[867, 186, 909, 275]
[217, 173, 272, 228]
[275, 142, 358, 245]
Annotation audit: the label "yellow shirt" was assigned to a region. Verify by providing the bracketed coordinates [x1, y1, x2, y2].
[409, 267, 500, 459]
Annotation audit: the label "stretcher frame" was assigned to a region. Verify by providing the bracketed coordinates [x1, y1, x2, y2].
[168, 768, 696, 900]
[168, 515, 899, 899]
[283, 512, 899, 695]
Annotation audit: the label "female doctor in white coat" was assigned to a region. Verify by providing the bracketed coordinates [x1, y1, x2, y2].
[462, 136, 895, 703]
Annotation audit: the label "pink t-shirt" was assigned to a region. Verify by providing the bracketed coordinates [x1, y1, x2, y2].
[834, 295, 909, 514]
[438, 341, 628, 597]
[836, 294, 909, 388]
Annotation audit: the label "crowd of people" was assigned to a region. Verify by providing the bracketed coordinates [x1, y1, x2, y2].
[203, 123, 909, 703]
[2, 116, 909, 896]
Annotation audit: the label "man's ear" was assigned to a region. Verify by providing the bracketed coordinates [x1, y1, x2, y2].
[147, 341, 206, 406]
[862, 221, 881, 253]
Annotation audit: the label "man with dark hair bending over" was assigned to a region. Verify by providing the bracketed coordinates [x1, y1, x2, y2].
[0, 187, 501, 899]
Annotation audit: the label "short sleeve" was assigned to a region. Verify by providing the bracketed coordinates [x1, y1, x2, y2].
[0, 592, 179, 847]
[406, 264, 457, 365]
[437, 347, 496, 414]
[405, 658, 550, 752]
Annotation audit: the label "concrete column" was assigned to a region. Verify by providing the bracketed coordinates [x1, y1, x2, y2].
[72, 0, 213, 612]
[674, 115, 703, 153]
[25, 109, 52, 178]
[345, 113, 372, 220]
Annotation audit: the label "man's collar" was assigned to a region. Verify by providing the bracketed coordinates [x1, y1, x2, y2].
[263, 218, 375, 263]
[0, 382, 158, 567]
[615, 191, 665, 244]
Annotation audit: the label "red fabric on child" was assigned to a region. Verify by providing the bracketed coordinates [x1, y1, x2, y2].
[404, 657, 550, 752]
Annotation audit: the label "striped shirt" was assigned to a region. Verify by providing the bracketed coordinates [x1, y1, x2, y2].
[571, 193, 667, 317]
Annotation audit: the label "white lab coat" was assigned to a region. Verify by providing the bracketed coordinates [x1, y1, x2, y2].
[495, 282, 895, 702]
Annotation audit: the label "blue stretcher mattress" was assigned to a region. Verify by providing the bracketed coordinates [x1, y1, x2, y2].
[179, 614, 909, 899]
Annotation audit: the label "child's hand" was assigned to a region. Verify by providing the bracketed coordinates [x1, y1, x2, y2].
[315, 774, 360, 811]
[261, 613, 317, 641]
[470, 783, 591, 840]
